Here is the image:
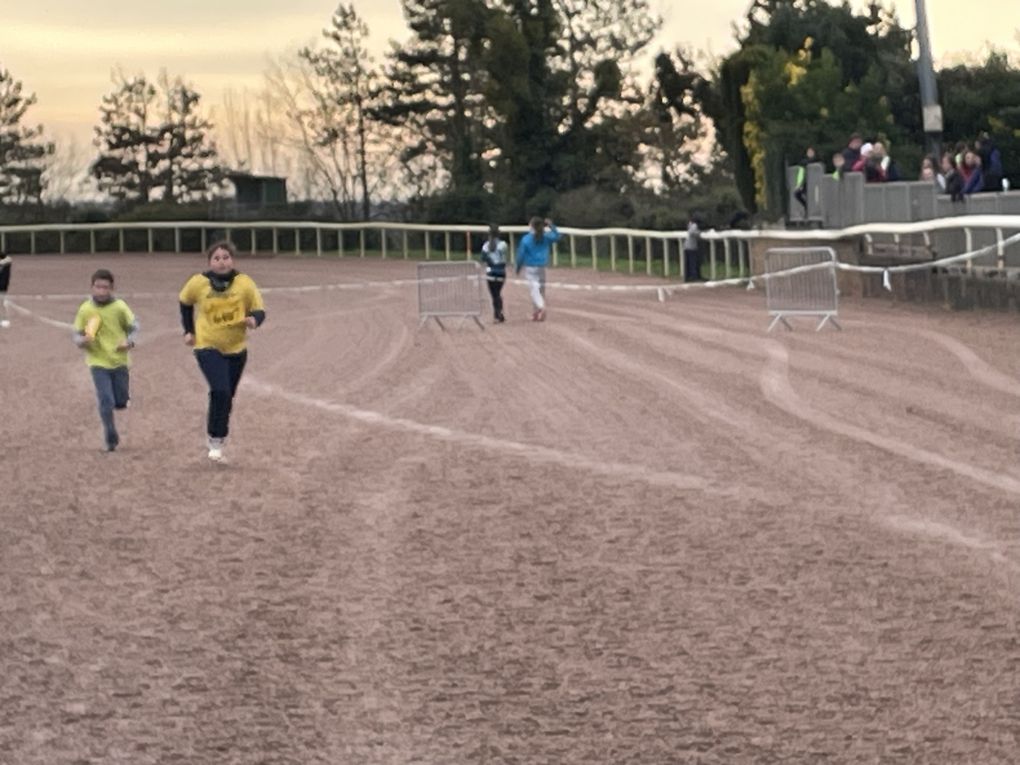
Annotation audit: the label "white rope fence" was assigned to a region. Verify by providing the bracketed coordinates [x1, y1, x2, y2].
[4, 215, 1020, 305]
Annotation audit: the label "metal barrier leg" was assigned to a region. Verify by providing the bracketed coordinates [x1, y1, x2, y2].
[768, 314, 793, 332]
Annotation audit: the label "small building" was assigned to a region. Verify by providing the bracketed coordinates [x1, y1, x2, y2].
[226, 172, 288, 208]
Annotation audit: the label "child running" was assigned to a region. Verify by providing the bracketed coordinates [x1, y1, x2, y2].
[179, 240, 266, 463]
[73, 269, 139, 452]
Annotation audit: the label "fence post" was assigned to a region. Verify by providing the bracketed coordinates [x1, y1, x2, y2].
[444, 231, 451, 260]
[272, 227, 279, 254]
[316, 227, 322, 257]
[628, 235, 634, 273]
[709, 240, 717, 281]
[610, 236, 617, 272]
[424, 231, 430, 260]
[590, 235, 597, 271]
[89, 229, 96, 254]
[175, 227, 182, 254]
[570, 235, 577, 268]
[294, 228, 300, 255]
[403, 229, 409, 259]
[965, 228, 973, 273]
[119, 229, 124, 253]
[662, 238, 669, 278]
[724, 238, 732, 278]
[30, 231, 36, 255]
[251, 228, 256, 255]
[360, 229, 366, 258]
[59, 230, 66, 255]
[338, 229, 344, 258]
[645, 236, 652, 275]
[997, 228, 1004, 270]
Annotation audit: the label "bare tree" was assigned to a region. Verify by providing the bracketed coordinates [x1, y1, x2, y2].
[42, 134, 92, 203]
[215, 87, 288, 176]
[263, 47, 396, 219]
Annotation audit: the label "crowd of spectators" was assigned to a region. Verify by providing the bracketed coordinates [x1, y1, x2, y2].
[795, 132, 1007, 206]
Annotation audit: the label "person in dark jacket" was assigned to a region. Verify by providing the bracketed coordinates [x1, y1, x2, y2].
[0, 253, 11, 328]
[479, 224, 508, 323]
[977, 132, 1004, 192]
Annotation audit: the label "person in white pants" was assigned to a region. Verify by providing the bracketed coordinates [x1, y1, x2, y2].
[514, 217, 559, 321]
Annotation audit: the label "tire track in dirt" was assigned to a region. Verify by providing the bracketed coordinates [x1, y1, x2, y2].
[760, 341, 1020, 496]
[244, 377, 714, 495]
[573, 297, 1020, 451]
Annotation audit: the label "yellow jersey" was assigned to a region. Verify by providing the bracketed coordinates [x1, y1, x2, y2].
[179, 272, 264, 354]
[73, 298, 136, 369]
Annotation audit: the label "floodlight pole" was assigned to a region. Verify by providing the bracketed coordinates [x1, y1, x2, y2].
[914, 0, 943, 161]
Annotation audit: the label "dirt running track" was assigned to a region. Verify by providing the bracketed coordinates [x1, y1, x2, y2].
[2, 253, 1019, 764]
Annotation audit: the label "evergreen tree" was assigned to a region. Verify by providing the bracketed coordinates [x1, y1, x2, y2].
[92, 71, 223, 205]
[0, 66, 55, 205]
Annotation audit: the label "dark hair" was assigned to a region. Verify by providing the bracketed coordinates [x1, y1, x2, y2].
[529, 216, 544, 230]
[488, 224, 500, 236]
[206, 239, 238, 261]
[91, 269, 114, 285]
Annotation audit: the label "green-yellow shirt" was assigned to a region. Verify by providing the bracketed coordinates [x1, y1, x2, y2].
[179, 272, 264, 354]
[73, 298, 136, 369]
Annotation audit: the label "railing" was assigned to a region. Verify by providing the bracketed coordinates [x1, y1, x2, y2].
[0, 220, 751, 281]
[787, 164, 1020, 231]
[2, 216, 1020, 279]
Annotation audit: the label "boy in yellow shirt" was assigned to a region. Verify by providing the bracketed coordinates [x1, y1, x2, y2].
[73, 269, 138, 452]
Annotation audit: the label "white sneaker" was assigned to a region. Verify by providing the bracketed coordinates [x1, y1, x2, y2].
[207, 437, 226, 462]
[0, 320, 9, 329]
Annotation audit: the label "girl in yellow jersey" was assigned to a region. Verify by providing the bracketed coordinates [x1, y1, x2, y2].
[179, 240, 265, 462]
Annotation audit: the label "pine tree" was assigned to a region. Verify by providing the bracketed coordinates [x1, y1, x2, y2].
[0, 66, 55, 205]
[92, 71, 223, 205]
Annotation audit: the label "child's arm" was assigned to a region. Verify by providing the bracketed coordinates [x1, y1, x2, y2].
[72, 305, 91, 347]
[117, 318, 139, 351]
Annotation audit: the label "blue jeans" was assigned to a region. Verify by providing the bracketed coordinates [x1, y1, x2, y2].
[195, 349, 247, 439]
[90, 366, 130, 448]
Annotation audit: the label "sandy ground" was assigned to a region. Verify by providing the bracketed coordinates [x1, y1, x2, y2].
[1, 252, 1019, 764]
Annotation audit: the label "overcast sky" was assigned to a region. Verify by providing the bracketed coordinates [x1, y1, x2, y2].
[3, 0, 1018, 149]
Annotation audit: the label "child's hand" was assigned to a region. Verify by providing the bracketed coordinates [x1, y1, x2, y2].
[245, 316, 257, 329]
[116, 340, 133, 351]
[183, 333, 195, 347]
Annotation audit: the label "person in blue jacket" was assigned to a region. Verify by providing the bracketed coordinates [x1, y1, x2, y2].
[514, 217, 559, 321]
